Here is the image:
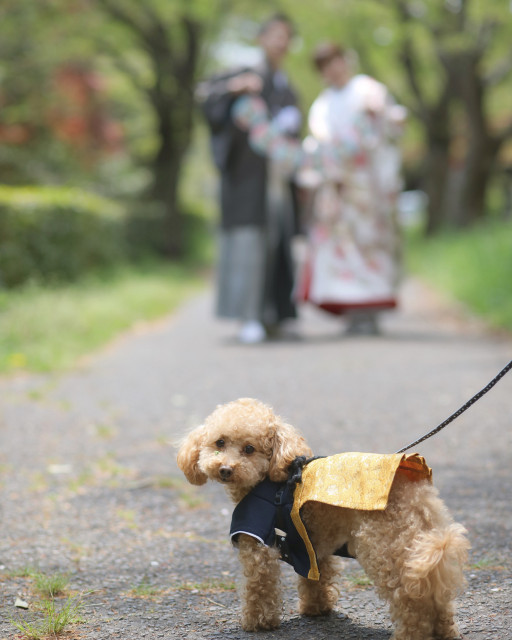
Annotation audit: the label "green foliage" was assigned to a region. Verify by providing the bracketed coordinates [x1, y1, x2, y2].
[1, 0, 511, 233]
[0, 186, 127, 287]
[407, 220, 512, 330]
[277, 0, 512, 184]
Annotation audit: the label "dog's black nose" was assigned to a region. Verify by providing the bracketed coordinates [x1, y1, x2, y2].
[219, 466, 233, 481]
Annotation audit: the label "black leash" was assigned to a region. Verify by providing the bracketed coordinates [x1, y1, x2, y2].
[396, 359, 512, 454]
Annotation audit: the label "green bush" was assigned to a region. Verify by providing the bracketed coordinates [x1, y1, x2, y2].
[0, 186, 128, 287]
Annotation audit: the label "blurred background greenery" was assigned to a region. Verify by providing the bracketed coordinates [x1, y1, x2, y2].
[1, 0, 511, 372]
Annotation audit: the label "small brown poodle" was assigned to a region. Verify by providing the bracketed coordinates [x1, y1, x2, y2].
[177, 398, 469, 640]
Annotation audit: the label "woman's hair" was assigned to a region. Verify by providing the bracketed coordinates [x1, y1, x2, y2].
[259, 12, 296, 38]
[312, 42, 346, 71]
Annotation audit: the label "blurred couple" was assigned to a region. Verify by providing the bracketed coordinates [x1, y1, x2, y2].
[198, 14, 406, 343]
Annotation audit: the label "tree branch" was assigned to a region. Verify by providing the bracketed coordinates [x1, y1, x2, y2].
[95, 0, 144, 34]
[498, 119, 512, 144]
[95, 34, 148, 94]
[179, 16, 202, 80]
[485, 49, 512, 87]
[95, 0, 160, 57]
[388, 0, 427, 113]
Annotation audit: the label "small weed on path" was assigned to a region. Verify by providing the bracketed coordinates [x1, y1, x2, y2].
[470, 556, 505, 571]
[9, 593, 85, 639]
[176, 578, 236, 592]
[344, 570, 374, 589]
[128, 576, 165, 598]
[32, 572, 70, 598]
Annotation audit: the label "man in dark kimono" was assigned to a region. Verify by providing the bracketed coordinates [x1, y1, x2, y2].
[198, 14, 301, 343]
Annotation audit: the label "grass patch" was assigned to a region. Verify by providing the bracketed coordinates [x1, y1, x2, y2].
[94, 423, 117, 440]
[406, 220, 512, 331]
[116, 508, 138, 529]
[0, 260, 206, 375]
[145, 475, 207, 508]
[4, 568, 70, 596]
[470, 556, 504, 571]
[9, 593, 84, 639]
[32, 572, 70, 598]
[344, 570, 373, 589]
[177, 489, 207, 510]
[152, 475, 186, 489]
[176, 578, 236, 592]
[4, 565, 39, 579]
[129, 577, 165, 598]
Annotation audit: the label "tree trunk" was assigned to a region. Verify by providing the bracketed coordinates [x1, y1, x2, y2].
[419, 95, 453, 235]
[97, 4, 202, 258]
[152, 146, 185, 258]
[453, 138, 497, 227]
[150, 105, 191, 258]
[147, 18, 200, 258]
[441, 48, 500, 228]
[392, 1, 512, 233]
[423, 134, 451, 235]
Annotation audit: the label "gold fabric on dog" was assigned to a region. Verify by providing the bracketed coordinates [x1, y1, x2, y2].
[290, 452, 432, 580]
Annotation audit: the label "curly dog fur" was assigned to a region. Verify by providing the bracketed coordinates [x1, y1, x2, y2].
[177, 398, 469, 639]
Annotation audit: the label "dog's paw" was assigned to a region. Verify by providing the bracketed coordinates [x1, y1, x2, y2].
[434, 622, 464, 639]
[241, 615, 281, 632]
[299, 602, 334, 617]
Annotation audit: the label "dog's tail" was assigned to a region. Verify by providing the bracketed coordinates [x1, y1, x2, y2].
[402, 523, 470, 601]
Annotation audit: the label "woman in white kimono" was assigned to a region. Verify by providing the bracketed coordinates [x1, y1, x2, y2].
[233, 43, 406, 335]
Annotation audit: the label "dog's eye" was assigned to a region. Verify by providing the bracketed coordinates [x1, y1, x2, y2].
[243, 445, 255, 455]
[215, 439, 225, 449]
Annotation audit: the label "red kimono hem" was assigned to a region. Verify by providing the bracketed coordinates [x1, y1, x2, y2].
[312, 299, 397, 317]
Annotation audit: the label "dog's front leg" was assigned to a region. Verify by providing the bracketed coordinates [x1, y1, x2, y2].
[237, 534, 282, 631]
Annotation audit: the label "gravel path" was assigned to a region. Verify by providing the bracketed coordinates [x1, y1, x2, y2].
[1, 278, 511, 639]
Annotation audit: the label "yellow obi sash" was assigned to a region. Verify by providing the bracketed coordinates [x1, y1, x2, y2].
[290, 452, 432, 580]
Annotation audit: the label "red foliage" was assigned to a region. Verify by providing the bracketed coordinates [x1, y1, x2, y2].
[49, 64, 124, 154]
[0, 63, 124, 159]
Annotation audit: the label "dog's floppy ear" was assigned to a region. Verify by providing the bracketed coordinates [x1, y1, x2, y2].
[268, 419, 313, 483]
[177, 425, 208, 486]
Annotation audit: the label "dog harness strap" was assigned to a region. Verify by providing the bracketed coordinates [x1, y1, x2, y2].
[274, 487, 292, 564]
[287, 455, 326, 489]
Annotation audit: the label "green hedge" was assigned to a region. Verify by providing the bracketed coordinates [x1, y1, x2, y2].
[0, 186, 128, 287]
[406, 220, 512, 330]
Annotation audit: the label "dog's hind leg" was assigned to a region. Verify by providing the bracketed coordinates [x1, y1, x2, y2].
[388, 523, 469, 640]
[387, 594, 437, 640]
[298, 556, 341, 617]
[237, 534, 282, 631]
[430, 525, 469, 640]
[433, 601, 462, 640]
